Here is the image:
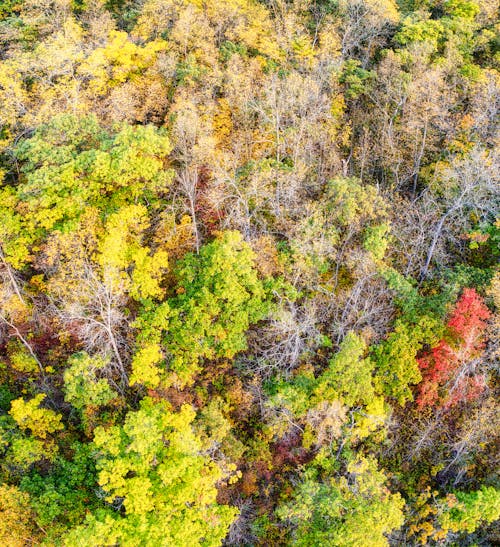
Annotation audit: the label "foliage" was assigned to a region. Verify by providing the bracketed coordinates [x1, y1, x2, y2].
[416, 288, 491, 409]
[64, 353, 117, 411]
[9, 394, 63, 440]
[64, 397, 238, 546]
[0, 0, 497, 544]
[0, 484, 37, 547]
[1, 115, 172, 268]
[439, 486, 500, 534]
[277, 455, 405, 546]
[132, 231, 274, 387]
[270, 332, 387, 444]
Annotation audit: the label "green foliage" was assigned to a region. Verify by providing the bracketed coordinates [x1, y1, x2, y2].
[7, 342, 39, 374]
[132, 231, 274, 387]
[314, 332, 375, 407]
[363, 223, 392, 261]
[0, 0, 21, 21]
[395, 16, 446, 48]
[395, 1, 482, 66]
[270, 332, 387, 442]
[372, 321, 423, 405]
[326, 177, 388, 228]
[3, 435, 48, 471]
[65, 397, 238, 546]
[381, 267, 442, 323]
[339, 60, 376, 99]
[439, 486, 500, 534]
[64, 353, 117, 411]
[373, 268, 447, 404]
[220, 40, 248, 62]
[0, 396, 64, 473]
[1, 115, 172, 268]
[277, 455, 405, 546]
[291, 177, 389, 281]
[0, 0, 497, 544]
[19, 443, 99, 541]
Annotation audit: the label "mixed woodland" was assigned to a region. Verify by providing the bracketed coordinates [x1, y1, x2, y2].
[0, 0, 499, 545]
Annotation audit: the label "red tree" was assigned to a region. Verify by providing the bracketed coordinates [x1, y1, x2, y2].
[416, 289, 491, 409]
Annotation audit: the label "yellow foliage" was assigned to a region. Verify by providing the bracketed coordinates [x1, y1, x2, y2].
[213, 98, 234, 148]
[9, 394, 64, 439]
[155, 213, 196, 261]
[99, 205, 168, 300]
[79, 31, 167, 96]
[130, 343, 164, 388]
[0, 485, 37, 547]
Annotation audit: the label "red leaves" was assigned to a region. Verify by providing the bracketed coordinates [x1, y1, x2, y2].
[416, 289, 491, 410]
[447, 288, 491, 345]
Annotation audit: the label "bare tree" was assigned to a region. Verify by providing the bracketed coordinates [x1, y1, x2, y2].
[0, 247, 45, 377]
[338, 0, 399, 66]
[49, 262, 130, 387]
[420, 147, 499, 280]
[244, 299, 322, 377]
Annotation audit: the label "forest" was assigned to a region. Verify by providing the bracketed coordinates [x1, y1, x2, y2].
[0, 0, 498, 545]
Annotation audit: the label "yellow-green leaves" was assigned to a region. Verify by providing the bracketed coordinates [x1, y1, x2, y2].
[63, 353, 116, 411]
[372, 321, 423, 405]
[66, 398, 238, 546]
[99, 204, 168, 300]
[9, 394, 63, 440]
[130, 342, 164, 389]
[314, 332, 375, 408]
[6, 115, 173, 269]
[269, 332, 388, 445]
[439, 486, 500, 534]
[1, 395, 64, 471]
[132, 231, 273, 388]
[277, 455, 404, 547]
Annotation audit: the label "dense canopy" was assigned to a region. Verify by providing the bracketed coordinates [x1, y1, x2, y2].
[0, 0, 498, 546]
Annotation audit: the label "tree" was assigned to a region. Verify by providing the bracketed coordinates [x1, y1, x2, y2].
[63, 352, 117, 411]
[439, 486, 500, 535]
[1, 395, 64, 473]
[314, 332, 375, 408]
[0, 484, 38, 547]
[97, 204, 168, 301]
[372, 321, 423, 405]
[9, 394, 63, 440]
[64, 397, 238, 546]
[268, 332, 387, 445]
[337, 0, 400, 65]
[2, 114, 173, 269]
[416, 288, 491, 409]
[277, 455, 404, 547]
[420, 147, 499, 280]
[131, 230, 274, 388]
[19, 442, 101, 543]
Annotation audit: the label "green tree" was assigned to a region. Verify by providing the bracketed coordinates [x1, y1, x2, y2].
[269, 332, 387, 445]
[277, 455, 404, 547]
[1, 115, 173, 268]
[63, 353, 117, 411]
[439, 486, 500, 534]
[64, 397, 238, 546]
[131, 230, 273, 388]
